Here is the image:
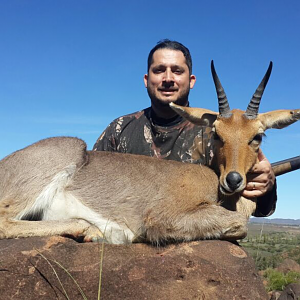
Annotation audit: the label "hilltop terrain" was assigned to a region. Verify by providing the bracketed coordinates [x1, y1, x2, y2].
[250, 217, 300, 226]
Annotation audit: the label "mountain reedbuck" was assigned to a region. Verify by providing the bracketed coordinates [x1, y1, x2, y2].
[0, 61, 299, 244]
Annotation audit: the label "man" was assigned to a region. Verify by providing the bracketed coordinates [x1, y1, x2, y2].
[93, 39, 276, 217]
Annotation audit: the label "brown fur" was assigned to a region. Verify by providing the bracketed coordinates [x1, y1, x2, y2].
[0, 106, 299, 244]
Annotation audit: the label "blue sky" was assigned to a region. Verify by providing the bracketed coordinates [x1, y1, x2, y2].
[0, 1, 299, 219]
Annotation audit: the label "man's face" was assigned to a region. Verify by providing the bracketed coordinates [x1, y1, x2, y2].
[144, 49, 196, 108]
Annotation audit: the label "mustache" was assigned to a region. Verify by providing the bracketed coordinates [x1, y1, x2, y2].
[158, 88, 178, 91]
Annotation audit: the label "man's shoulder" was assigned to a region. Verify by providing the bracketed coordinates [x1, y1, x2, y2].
[93, 108, 149, 151]
[110, 107, 150, 125]
[101, 107, 151, 138]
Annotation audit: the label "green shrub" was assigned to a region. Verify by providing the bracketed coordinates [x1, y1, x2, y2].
[264, 269, 300, 292]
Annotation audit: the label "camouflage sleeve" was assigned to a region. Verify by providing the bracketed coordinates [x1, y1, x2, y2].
[253, 181, 277, 217]
[93, 122, 118, 152]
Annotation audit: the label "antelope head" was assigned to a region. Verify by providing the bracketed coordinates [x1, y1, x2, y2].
[170, 61, 300, 196]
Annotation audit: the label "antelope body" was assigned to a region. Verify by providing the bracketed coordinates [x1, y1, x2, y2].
[0, 62, 299, 244]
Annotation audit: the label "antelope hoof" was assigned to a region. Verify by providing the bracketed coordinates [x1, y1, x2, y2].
[82, 226, 106, 243]
[221, 222, 248, 241]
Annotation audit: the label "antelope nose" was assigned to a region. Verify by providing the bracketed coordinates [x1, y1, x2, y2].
[226, 172, 243, 191]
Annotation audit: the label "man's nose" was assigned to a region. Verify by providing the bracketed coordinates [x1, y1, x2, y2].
[163, 69, 174, 82]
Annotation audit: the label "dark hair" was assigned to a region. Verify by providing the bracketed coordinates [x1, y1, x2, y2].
[147, 39, 192, 74]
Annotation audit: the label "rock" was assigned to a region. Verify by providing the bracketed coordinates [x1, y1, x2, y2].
[277, 259, 300, 274]
[0, 237, 268, 300]
[269, 290, 282, 300]
[278, 283, 300, 300]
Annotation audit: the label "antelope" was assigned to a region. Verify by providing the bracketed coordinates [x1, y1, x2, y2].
[0, 62, 299, 244]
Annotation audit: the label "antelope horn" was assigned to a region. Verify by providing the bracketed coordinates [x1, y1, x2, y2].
[211, 60, 232, 118]
[244, 61, 273, 119]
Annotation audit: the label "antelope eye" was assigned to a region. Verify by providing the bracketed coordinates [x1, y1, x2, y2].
[251, 134, 264, 143]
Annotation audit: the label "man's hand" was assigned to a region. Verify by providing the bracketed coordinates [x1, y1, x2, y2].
[242, 149, 275, 198]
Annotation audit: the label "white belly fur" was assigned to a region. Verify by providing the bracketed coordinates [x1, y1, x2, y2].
[15, 164, 134, 244]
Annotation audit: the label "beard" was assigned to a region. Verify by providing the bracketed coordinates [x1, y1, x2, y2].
[147, 86, 191, 108]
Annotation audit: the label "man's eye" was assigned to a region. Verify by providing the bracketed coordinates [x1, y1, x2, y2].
[174, 70, 183, 74]
[153, 69, 163, 74]
[173, 68, 184, 74]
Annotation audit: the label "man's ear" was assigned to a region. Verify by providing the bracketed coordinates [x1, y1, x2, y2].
[190, 75, 196, 89]
[144, 74, 148, 88]
[170, 103, 218, 126]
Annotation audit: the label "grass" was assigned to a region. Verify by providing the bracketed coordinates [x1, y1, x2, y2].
[239, 222, 300, 293]
[35, 239, 105, 300]
[97, 240, 105, 300]
[37, 250, 73, 299]
[263, 268, 300, 292]
[240, 223, 300, 270]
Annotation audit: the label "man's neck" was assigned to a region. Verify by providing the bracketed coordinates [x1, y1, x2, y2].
[151, 100, 189, 120]
[150, 108, 184, 127]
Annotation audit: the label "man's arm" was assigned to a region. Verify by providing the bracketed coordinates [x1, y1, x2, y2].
[242, 149, 277, 217]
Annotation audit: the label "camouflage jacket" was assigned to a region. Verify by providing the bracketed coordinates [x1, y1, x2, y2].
[93, 107, 277, 217]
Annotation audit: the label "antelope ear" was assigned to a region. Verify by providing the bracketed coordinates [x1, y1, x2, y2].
[258, 109, 300, 130]
[170, 103, 218, 126]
